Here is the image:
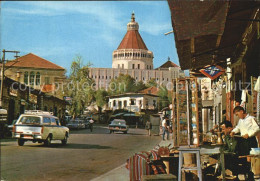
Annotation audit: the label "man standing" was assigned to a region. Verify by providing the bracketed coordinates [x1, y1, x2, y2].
[89, 118, 94, 132]
[231, 106, 260, 180]
[161, 117, 169, 140]
[231, 106, 260, 155]
[145, 120, 152, 136]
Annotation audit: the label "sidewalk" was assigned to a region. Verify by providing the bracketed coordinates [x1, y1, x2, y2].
[91, 139, 173, 181]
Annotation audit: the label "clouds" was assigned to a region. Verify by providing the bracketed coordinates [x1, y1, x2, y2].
[141, 22, 172, 36]
[1, 1, 179, 69]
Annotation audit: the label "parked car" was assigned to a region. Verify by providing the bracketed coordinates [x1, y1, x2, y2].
[108, 119, 129, 134]
[66, 118, 85, 129]
[12, 110, 69, 146]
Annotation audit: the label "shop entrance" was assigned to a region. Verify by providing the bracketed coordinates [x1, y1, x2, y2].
[8, 99, 15, 124]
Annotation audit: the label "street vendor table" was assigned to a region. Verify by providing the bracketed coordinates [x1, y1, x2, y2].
[200, 144, 226, 180]
[161, 156, 177, 174]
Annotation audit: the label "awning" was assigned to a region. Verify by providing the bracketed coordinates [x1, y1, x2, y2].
[167, 0, 260, 70]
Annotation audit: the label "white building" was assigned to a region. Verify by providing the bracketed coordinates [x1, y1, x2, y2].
[108, 93, 159, 112]
[89, 13, 184, 90]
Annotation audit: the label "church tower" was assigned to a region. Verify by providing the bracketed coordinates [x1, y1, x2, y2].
[112, 13, 154, 70]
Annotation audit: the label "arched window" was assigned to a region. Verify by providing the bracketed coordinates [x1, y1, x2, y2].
[24, 72, 28, 85]
[36, 72, 40, 85]
[30, 72, 35, 85]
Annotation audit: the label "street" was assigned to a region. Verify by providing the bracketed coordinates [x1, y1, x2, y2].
[0, 125, 161, 181]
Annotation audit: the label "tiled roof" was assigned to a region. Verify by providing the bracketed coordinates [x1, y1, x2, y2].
[41, 84, 55, 93]
[117, 30, 148, 50]
[139, 86, 159, 95]
[157, 60, 179, 69]
[5, 53, 64, 70]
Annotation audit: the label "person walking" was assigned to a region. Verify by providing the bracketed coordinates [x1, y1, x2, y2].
[161, 117, 169, 140]
[145, 120, 152, 136]
[89, 118, 94, 132]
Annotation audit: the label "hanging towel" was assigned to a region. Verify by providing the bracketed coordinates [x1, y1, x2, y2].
[241, 89, 247, 103]
[254, 76, 260, 92]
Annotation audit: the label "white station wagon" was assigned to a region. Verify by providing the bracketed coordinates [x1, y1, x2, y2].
[13, 110, 69, 146]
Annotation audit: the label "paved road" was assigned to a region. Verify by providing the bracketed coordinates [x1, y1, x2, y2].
[0, 125, 161, 181]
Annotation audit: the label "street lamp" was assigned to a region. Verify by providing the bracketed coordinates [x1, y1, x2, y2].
[0, 49, 20, 108]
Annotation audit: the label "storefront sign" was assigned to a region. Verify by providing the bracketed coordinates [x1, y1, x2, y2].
[199, 65, 224, 80]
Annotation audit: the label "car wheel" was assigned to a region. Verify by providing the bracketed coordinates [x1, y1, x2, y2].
[44, 135, 52, 146]
[18, 139, 24, 146]
[61, 135, 68, 145]
[123, 131, 127, 134]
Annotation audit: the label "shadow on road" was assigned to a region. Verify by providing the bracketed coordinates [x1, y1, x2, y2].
[127, 133, 146, 135]
[31, 143, 113, 150]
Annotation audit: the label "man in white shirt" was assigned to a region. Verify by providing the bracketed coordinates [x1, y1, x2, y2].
[231, 106, 259, 179]
[231, 106, 259, 154]
[161, 117, 169, 140]
[89, 118, 94, 132]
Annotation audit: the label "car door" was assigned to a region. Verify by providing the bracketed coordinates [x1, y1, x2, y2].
[42, 117, 52, 139]
[51, 118, 64, 139]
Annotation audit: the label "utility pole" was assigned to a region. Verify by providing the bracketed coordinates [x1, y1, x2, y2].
[0, 49, 20, 108]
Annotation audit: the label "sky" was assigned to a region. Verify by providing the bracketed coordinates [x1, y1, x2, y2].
[1, 1, 179, 75]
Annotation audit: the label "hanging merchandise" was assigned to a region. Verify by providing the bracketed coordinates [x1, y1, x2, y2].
[199, 65, 225, 80]
[254, 76, 260, 123]
[175, 78, 200, 147]
[240, 89, 247, 109]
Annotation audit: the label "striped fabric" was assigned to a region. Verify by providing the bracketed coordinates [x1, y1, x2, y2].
[127, 150, 166, 181]
[128, 152, 151, 181]
[150, 150, 160, 160]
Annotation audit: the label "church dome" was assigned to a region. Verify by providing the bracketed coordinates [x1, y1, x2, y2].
[112, 13, 153, 70]
[117, 13, 148, 50]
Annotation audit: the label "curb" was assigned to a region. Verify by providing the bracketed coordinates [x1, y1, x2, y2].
[90, 164, 128, 181]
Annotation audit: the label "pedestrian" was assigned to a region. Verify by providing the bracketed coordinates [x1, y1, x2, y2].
[145, 120, 152, 136]
[161, 117, 169, 140]
[231, 106, 260, 179]
[89, 118, 94, 132]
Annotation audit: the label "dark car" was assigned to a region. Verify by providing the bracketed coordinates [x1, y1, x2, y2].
[108, 119, 129, 134]
[66, 118, 85, 129]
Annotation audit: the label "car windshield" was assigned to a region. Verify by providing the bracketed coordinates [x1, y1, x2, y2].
[19, 116, 41, 125]
[112, 120, 126, 125]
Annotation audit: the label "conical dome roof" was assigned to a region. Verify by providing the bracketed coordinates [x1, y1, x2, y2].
[117, 13, 148, 50]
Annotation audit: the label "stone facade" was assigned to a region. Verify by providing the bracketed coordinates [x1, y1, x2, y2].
[4, 53, 66, 92]
[5, 67, 65, 91]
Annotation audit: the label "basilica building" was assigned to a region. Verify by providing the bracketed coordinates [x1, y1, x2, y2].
[89, 13, 184, 90]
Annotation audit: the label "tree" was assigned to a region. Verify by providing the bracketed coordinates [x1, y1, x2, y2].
[108, 74, 148, 95]
[146, 78, 157, 88]
[108, 74, 136, 95]
[134, 81, 147, 92]
[157, 85, 172, 110]
[94, 89, 108, 122]
[66, 56, 95, 118]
